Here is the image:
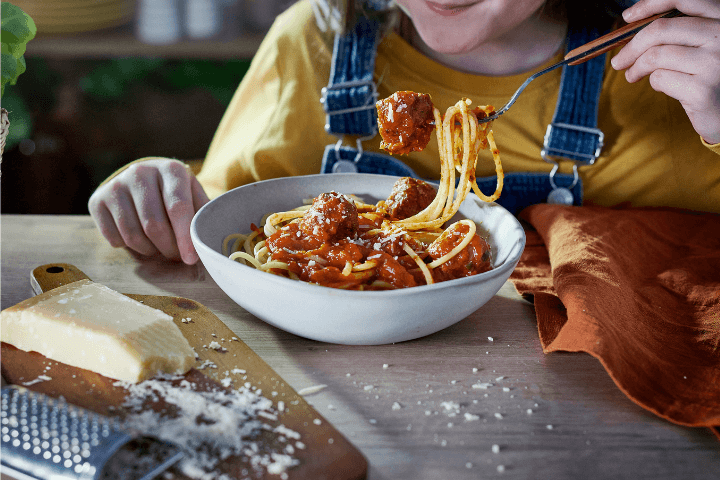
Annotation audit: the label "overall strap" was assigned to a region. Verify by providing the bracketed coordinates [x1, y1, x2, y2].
[321, 16, 381, 137]
[541, 20, 608, 205]
[321, 13, 417, 175]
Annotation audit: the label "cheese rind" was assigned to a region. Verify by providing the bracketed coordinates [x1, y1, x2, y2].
[1, 279, 196, 382]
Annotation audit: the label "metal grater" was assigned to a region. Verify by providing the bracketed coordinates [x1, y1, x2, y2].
[1, 385, 183, 480]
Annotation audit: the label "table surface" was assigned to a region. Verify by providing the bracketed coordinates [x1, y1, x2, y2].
[2, 214, 718, 480]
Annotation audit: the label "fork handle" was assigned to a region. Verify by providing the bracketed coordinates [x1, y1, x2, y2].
[564, 9, 685, 66]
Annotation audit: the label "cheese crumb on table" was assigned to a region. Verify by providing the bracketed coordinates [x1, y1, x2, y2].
[297, 384, 328, 396]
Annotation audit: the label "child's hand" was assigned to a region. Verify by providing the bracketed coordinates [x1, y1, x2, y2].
[610, 0, 720, 144]
[88, 158, 209, 265]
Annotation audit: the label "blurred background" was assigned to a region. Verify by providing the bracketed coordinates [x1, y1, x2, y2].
[1, 0, 297, 214]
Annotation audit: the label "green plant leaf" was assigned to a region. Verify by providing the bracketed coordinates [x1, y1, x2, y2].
[1, 2, 36, 98]
[1, 3, 36, 51]
[4, 37, 27, 58]
[1, 52, 19, 97]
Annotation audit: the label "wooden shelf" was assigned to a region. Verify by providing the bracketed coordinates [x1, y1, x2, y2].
[25, 24, 266, 60]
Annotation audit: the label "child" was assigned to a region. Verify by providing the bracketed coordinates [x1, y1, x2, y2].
[88, 0, 720, 264]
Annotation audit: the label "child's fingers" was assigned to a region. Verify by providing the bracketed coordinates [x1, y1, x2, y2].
[89, 201, 126, 249]
[623, 0, 720, 23]
[647, 68, 720, 142]
[159, 161, 203, 265]
[611, 16, 715, 70]
[88, 158, 209, 264]
[128, 165, 184, 262]
[108, 183, 162, 258]
[623, 43, 718, 83]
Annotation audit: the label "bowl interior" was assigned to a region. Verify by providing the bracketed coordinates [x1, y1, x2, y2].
[193, 174, 524, 274]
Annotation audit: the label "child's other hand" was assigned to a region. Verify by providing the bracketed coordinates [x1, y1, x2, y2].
[88, 158, 209, 265]
[610, 0, 720, 144]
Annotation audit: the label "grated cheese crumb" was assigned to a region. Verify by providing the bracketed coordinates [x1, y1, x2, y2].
[22, 375, 52, 386]
[472, 382, 493, 390]
[208, 341, 226, 352]
[297, 384, 328, 396]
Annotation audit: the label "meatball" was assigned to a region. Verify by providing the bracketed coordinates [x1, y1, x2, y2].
[384, 177, 436, 220]
[427, 222, 492, 281]
[299, 192, 359, 243]
[376, 91, 435, 155]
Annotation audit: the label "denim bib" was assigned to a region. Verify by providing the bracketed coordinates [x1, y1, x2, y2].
[320, 13, 609, 215]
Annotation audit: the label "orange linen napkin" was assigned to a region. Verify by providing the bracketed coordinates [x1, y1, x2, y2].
[509, 204, 720, 439]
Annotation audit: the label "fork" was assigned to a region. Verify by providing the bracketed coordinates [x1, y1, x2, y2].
[477, 9, 687, 123]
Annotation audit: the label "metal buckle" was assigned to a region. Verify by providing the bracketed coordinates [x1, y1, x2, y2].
[541, 122, 604, 165]
[329, 134, 376, 174]
[549, 162, 580, 190]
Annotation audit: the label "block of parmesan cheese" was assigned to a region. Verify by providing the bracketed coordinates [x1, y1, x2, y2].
[1, 279, 196, 383]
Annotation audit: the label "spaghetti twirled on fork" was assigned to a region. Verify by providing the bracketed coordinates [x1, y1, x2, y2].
[222, 92, 504, 290]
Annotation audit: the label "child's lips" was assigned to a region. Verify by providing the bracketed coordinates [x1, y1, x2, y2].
[425, 0, 481, 17]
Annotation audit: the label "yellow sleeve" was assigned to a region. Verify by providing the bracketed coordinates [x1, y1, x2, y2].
[196, 0, 337, 199]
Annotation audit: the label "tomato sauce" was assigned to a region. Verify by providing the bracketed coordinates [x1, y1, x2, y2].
[262, 181, 492, 290]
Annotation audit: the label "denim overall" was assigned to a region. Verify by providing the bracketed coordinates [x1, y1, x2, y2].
[319, 13, 608, 216]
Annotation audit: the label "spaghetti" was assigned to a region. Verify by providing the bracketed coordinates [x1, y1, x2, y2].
[223, 92, 503, 290]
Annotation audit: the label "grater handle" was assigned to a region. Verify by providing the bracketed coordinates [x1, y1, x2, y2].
[31, 263, 92, 295]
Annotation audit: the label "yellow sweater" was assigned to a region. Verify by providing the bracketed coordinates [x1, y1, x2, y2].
[197, 0, 720, 213]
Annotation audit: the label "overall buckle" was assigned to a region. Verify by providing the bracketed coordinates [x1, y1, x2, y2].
[320, 79, 379, 134]
[541, 122, 604, 165]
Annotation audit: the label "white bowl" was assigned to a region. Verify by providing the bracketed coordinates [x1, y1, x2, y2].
[191, 174, 526, 345]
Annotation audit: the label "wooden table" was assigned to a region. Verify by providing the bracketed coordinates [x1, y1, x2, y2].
[2, 214, 719, 480]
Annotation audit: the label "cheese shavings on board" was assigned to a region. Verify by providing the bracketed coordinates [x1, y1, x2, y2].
[0, 279, 196, 382]
[116, 374, 301, 479]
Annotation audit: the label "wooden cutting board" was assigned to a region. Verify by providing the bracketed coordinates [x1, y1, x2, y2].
[1, 263, 367, 480]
